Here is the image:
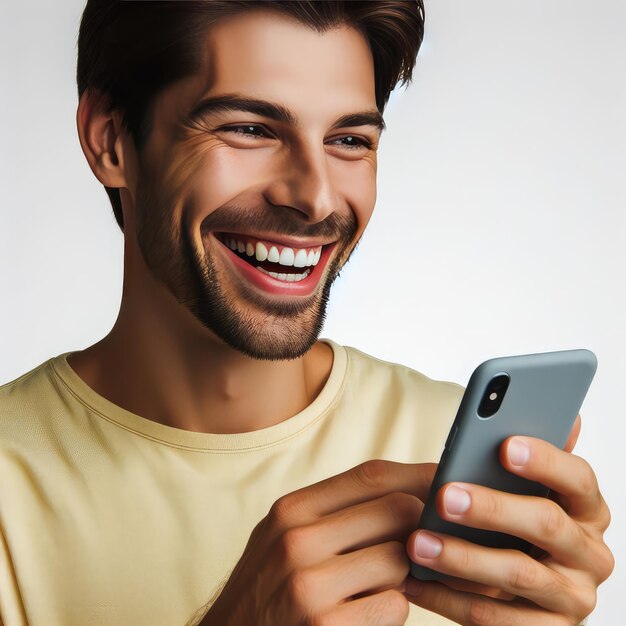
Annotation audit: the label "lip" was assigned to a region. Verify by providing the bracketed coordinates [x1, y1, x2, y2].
[216, 230, 332, 250]
[211, 232, 337, 297]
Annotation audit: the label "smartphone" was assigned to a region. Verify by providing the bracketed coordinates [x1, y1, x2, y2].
[410, 349, 597, 582]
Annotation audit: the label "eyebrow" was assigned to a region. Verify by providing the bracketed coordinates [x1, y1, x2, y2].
[185, 93, 386, 133]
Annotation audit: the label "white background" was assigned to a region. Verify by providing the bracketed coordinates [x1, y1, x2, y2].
[1, 1, 624, 623]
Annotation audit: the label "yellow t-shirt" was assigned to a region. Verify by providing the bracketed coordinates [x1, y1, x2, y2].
[0, 338, 464, 626]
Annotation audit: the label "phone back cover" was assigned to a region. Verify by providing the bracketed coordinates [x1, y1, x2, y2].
[410, 349, 597, 581]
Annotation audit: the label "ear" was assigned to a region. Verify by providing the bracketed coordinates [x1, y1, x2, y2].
[76, 89, 136, 193]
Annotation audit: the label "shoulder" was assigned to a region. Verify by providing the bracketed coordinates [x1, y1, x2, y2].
[0, 357, 59, 440]
[329, 341, 465, 462]
[343, 343, 464, 409]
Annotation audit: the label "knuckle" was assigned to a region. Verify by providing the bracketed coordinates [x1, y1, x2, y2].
[382, 492, 419, 519]
[598, 544, 616, 582]
[454, 542, 472, 573]
[390, 538, 410, 561]
[480, 490, 503, 521]
[356, 589, 408, 624]
[279, 526, 311, 565]
[383, 538, 406, 558]
[573, 585, 597, 619]
[270, 492, 304, 527]
[287, 569, 317, 611]
[355, 459, 390, 489]
[576, 459, 599, 496]
[507, 558, 539, 593]
[371, 541, 409, 578]
[544, 570, 593, 620]
[375, 589, 410, 622]
[467, 596, 497, 626]
[539, 500, 566, 540]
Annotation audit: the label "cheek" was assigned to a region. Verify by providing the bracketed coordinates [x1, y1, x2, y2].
[331, 158, 377, 233]
[167, 134, 377, 240]
[185, 146, 281, 225]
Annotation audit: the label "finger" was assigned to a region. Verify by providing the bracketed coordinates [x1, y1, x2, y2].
[446, 582, 514, 601]
[437, 481, 614, 583]
[270, 460, 437, 526]
[432, 482, 594, 567]
[431, 575, 515, 600]
[303, 541, 409, 606]
[406, 530, 594, 617]
[321, 588, 409, 626]
[499, 435, 609, 527]
[276, 492, 425, 566]
[404, 578, 572, 626]
[564, 414, 582, 453]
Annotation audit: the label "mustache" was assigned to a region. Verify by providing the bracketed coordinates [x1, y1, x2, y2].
[199, 203, 357, 242]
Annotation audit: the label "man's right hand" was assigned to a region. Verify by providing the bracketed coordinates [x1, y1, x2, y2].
[201, 460, 436, 626]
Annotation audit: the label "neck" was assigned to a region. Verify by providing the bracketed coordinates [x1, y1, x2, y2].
[67, 241, 333, 435]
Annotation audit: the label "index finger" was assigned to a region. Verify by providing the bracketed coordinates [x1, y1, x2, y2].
[273, 460, 437, 524]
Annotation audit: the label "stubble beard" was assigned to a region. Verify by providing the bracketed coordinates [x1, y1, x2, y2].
[134, 175, 358, 361]
[188, 234, 348, 361]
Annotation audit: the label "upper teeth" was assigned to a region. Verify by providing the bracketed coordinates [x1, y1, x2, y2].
[225, 236, 322, 267]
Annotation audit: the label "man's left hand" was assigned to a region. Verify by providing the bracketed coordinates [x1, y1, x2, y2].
[404, 415, 614, 625]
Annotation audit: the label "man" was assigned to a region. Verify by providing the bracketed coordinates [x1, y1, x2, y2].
[0, 2, 613, 625]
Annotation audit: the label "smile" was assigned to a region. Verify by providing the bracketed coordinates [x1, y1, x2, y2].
[216, 232, 325, 281]
[213, 231, 337, 296]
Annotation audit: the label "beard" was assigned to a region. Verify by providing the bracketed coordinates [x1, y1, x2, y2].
[132, 162, 360, 361]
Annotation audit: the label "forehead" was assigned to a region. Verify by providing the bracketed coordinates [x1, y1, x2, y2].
[195, 9, 377, 117]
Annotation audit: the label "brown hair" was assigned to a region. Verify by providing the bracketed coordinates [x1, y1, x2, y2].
[76, 0, 426, 231]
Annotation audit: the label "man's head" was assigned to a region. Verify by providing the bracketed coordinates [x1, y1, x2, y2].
[76, 1, 424, 361]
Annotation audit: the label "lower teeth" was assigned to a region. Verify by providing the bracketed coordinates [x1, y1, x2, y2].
[255, 266, 311, 282]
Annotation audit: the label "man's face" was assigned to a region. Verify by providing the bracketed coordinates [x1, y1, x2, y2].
[130, 10, 381, 360]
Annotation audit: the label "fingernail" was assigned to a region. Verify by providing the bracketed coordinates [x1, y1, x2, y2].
[444, 485, 471, 515]
[508, 438, 530, 466]
[405, 577, 423, 596]
[414, 531, 442, 558]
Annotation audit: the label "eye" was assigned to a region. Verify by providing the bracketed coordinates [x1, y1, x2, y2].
[328, 135, 372, 151]
[219, 124, 272, 139]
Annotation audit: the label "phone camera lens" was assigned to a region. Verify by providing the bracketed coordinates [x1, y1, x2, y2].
[478, 373, 510, 418]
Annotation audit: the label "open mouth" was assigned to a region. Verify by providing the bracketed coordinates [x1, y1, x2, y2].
[215, 231, 329, 283]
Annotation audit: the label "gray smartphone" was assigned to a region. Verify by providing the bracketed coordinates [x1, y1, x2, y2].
[410, 349, 597, 582]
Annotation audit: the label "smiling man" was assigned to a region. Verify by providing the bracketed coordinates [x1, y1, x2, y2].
[0, 2, 613, 626]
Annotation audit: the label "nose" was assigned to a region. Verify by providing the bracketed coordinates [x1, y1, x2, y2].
[263, 140, 339, 223]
